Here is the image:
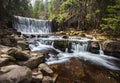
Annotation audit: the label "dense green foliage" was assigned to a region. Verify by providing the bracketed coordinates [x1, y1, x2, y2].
[0, 0, 119, 34]
[0, 0, 32, 26]
[100, 0, 120, 31]
[47, 0, 120, 33]
[31, 0, 49, 19]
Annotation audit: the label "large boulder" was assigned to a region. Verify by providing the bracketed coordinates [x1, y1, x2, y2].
[7, 48, 30, 61]
[87, 41, 100, 54]
[50, 58, 119, 83]
[18, 52, 44, 69]
[53, 40, 71, 52]
[103, 40, 120, 58]
[0, 65, 32, 83]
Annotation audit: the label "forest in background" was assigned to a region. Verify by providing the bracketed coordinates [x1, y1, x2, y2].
[0, 0, 120, 36]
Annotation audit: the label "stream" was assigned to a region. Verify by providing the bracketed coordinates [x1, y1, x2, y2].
[13, 16, 120, 82]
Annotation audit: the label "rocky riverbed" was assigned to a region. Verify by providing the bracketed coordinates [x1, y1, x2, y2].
[0, 27, 120, 83]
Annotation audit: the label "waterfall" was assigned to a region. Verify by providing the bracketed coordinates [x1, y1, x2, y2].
[71, 42, 88, 53]
[13, 16, 51, 34]
[12, 15, 120, 70]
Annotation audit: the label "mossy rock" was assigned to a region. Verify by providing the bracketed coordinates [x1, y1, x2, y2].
[53, 40, 71, 52]
[87, 41, 100, 54]
[103, 40, 120, 58]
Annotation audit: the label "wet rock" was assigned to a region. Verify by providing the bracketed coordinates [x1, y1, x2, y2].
[0, 58, 9, 67]
[87, 41, 100, 54]
[38, 63, 53, 75]
[32, 71, 43, 83]
[16, 32, 21, 36]
[62, 35, 69, 39]
[7, 48, 30, 61]
[103, 40, 120, 58]
[23, 34, 29, 38]
[0, 65, 32, 83]
[50, 58, 119, 83]
[53, 40, 71, 52]
[30, 35, 36, 38]
[18, 53, 44, 69]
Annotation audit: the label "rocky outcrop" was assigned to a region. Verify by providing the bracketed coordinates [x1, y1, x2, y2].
[0, 65, 32, 83]
[7, 48, 30, 61]
[103, 40, 120, 58]
[18, 52, 44, 69]
[87, 41, 100, 54]
[0, 26, 57, 83]
[53, 40, 71, 52]
[50, 58, 120, 83]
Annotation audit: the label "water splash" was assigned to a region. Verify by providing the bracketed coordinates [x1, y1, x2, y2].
[13, 16, 51, 34]
[27, 36, 120, 70]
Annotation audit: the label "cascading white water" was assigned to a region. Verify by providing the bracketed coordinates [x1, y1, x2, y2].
[71, 42, 88, 53]
[12, 16, 120, 70]
[26, 36, 120, 70]
[13, 16, 51, 34]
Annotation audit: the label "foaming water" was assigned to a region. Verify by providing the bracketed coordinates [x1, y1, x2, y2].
[27, 36, 120, 70]
[13, 16, 51, 34]
[13, 16, 120, 71]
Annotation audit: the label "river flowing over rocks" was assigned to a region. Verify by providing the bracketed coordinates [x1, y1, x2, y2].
[0, 16, 120, 83]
